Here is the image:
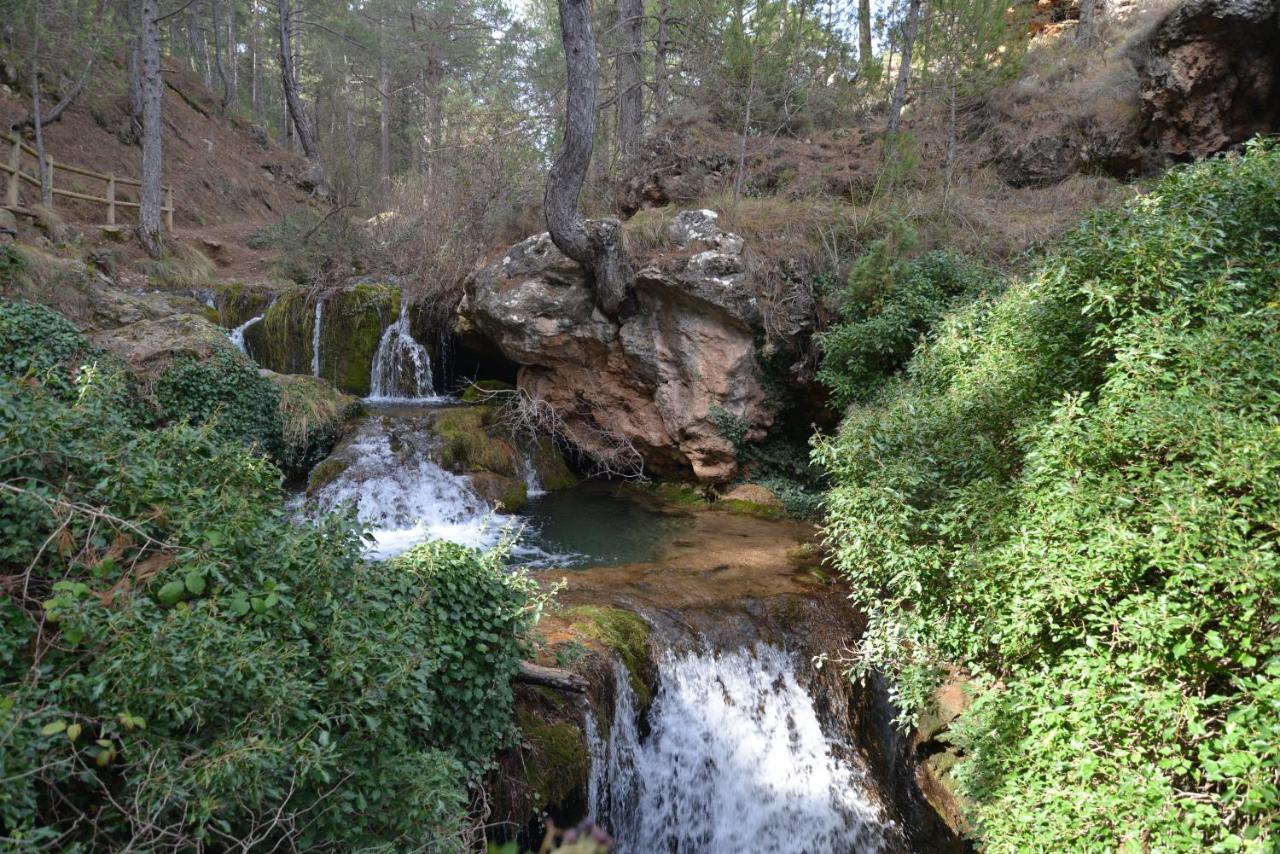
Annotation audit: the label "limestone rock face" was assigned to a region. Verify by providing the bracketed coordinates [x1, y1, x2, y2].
[1136, 0, 1279, 159]
[462, 210, 778, 482]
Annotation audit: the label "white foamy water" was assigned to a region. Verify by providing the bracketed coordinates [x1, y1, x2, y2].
[309, 413, 506, 559]
[589, 646, 900, 853]
[310, 299, 324, 377]
[227, 313, 263, 354]
[368, 300, 436, 401]
[309, 409, 568, 564]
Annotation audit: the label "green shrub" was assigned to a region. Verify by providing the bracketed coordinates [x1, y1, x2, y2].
[0, 307, 540, 848]
[155, 350, 285, 459]
[817, 250, 993, 407]
[816, 141, 1280, 850]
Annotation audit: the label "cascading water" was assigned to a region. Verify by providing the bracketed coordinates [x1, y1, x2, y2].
[310, 299, 325, 377]
[588, 645, 901, 853]
[369, 301, 435, 401]
[310, 411, 505, 558]
[227, 314, 263, 355]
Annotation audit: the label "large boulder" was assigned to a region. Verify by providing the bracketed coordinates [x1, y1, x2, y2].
[1135, 0, 1279, 159]
[462, 210, 781, 482]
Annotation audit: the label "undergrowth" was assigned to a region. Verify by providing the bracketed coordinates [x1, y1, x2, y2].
[816, 141, 1280, 849]
[0, 301, 540, 849]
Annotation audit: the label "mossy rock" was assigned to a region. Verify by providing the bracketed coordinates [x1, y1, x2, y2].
[247, 283, 401, 396]
[214, 282, 276, 329]
[531, 437, 577, 491]
[652, 482, 709, 508]
[564, 606, 652, 705]
[431, 406, 519, 476]
[516, 710, 590, 813]
[316, 283, 400, 397]
[470, 472, 528, 513]
[720, 498, 785, 520]
[460, 379, 515, 403]
[307, 455, 351, 496]
[266, 371, 361, 479]
[247, 288, 314, 375]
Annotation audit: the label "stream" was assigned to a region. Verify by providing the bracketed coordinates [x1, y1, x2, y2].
[284, 315, 945, 852]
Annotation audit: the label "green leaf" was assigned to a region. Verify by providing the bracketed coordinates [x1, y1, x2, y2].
[41, 720, 67, 736]
[157, 580, 186, 605]
[184, 572, 206, 595]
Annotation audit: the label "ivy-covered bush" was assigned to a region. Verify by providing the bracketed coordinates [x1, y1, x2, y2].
[816, 250, 993, 407]
[0, 304, 540, 849]
[816, 141, 1280, 849]
[155, 350, 285, 459]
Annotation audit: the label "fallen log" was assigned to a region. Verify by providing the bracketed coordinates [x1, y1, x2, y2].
[516, 661, 588, 693]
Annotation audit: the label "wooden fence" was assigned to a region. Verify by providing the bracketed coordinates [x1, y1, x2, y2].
[1, 131, 174, 230]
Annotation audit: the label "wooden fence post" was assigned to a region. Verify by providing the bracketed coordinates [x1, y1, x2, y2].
[164, 186, 174, 231]
[6, 137, 18, 208]
[106, 174, 116, 225]
[45, 156, 54, 206]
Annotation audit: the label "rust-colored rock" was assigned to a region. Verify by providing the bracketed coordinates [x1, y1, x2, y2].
[461, 210, 790, 482]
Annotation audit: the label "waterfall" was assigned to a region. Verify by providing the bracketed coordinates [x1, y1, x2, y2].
[227, 314, 263, 355]
[310, 414, 503, 559]
[520, 452, 547, 498]
[369, 301, 436, 401]
[588, 646, 900, 853]
[310, 299, 325, 377]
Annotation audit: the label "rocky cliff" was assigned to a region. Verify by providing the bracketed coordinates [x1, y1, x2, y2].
[462, 210, 801, 482]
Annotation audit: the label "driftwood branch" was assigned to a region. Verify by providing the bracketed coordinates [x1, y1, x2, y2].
[516, 661, 588, 693]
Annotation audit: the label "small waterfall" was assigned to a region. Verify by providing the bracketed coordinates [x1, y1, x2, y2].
[227, 314, 263, 355]
[588, 646, 900, 853]
[311, 299, 325, 378]
[369, 301, 436, 401]
[520, 453, 547, 498]
[310, 414, 502, 559]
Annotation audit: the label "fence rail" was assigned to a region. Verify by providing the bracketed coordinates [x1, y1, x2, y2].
[0, 131, 174, 230]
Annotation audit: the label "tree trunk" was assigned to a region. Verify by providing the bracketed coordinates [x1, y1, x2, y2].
[545, 0, 634, 315]
[250, 0, 260, 119]
[277, 0, 319, 163]
[378, 28, 391, 193]
[1077, 0, 1100, 44]
[887, 0, 921, 134]
[139, 0, 165, 256]
[227, 0, 238, 103]
[30, 4, 52, 207]
[654, 0, 669, 118]
[516, 661, 588, 693]
[211, 0, 230, 109]
[858, 0, 873, 68]
[617, 0, 644, 158]
[128, 0, 144, 132]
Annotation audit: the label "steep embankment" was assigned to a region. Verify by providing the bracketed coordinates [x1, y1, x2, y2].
[818, 141, 1280, 849]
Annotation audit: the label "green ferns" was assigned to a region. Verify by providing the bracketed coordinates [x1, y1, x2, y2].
[816, 141, 1280, 849]
[0, 305, 538, 849]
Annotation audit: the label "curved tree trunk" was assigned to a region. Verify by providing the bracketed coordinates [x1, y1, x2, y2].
[211, 0, 230, 110]
[277, 0, 320, 164]
[545, 0, 635, 315]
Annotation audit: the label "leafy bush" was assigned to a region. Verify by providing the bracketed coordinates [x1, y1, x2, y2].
[156, 350, 285, 459]
[817, 249, 993, 407]
[0, 306, 540, 849]
[816, 141, 1280, 849]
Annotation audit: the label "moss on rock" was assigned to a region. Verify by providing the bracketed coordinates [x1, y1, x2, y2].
[432, 406, 519, 476]
[249, 288, 314, 375]
[460, 379, 515, 403]
[316, 284, 399, 396]
[564, 606, 652, 704]
[266, 371, 362, 479]
[531, 437, 577, 491]
[214, 282, 278, 329]
[470, 472, 528, 513]
[720, 497, 785, 520]
[516, 711, 590, 813]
